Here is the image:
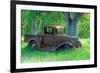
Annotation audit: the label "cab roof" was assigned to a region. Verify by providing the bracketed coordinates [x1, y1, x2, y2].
[45, 25, 64, 29]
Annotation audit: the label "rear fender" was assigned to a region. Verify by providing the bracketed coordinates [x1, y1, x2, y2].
[55, 42, 73, 49]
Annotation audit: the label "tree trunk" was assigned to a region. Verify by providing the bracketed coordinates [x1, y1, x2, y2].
[64, 12, 81, 37]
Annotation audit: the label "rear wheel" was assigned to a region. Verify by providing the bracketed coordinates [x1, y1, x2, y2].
[28, 40, 38, 50]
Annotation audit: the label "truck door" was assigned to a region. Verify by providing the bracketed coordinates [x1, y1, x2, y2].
[42, 34, 55, 47]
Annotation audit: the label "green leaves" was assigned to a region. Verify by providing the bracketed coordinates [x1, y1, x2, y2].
[78, 13, 90, 38]
[21, 10, 33, 34]
[21, 10, 90, 38]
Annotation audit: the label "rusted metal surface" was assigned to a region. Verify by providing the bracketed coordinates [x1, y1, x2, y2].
[24, 25, 81, 51]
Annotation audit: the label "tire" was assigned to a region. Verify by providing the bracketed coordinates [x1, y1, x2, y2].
[28, 40, 38, 50]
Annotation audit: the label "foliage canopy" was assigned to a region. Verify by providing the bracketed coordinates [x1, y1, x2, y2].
[21, 10, 90, 38]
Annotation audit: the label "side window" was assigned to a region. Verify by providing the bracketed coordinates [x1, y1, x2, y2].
[46, 27, 53, 34]
[47, 27, 52, 32]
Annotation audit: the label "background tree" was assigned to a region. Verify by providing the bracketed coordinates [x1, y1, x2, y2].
[64, 12, 81, 37]
[21, 10, 90, 38]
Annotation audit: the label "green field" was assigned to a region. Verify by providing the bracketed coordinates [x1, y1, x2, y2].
[21, 39, 90, 63]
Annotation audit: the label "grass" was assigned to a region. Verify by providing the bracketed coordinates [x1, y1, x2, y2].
[21, 39, 90, 63]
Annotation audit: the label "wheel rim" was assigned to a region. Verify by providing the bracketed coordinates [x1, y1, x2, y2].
[31, 42, 37, 49]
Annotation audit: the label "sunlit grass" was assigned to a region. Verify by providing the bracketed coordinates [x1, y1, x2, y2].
[21, 39, 90, 63]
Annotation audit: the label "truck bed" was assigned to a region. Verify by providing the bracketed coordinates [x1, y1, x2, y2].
[24, 34, 42, 42]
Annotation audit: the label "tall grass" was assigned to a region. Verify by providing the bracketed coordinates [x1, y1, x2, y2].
[21, 39, 90, 63]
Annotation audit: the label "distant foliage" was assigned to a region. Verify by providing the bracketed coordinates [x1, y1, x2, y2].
[21, 10, 33, 34]
[21, 10, 90, 38]
[78, 13, 90, 38]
